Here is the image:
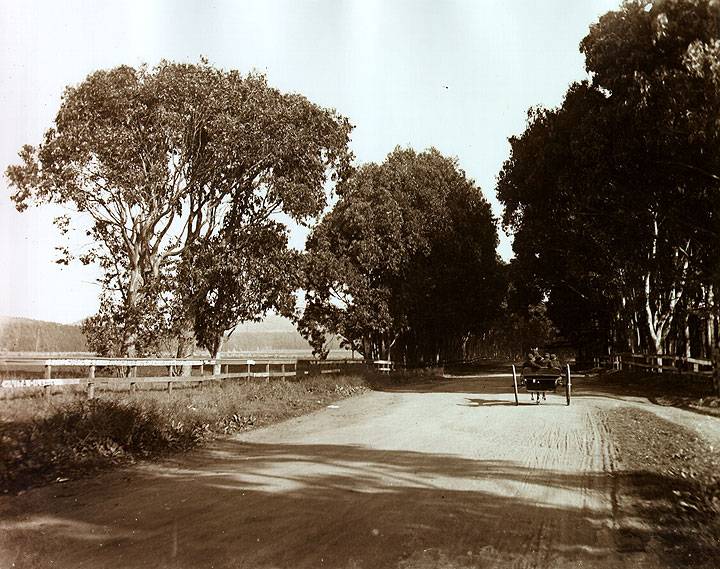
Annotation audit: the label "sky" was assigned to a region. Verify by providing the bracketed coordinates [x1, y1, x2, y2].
[0, 0, 621, 324]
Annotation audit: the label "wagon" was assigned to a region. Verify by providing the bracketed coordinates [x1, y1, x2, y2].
[511, 364, 571, 406]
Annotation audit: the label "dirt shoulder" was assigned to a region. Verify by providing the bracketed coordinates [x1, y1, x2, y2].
[604, 405, 720, 567]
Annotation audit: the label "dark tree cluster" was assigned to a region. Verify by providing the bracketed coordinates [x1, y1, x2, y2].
[497, 0, 720, 364]
[298, 148, 505, 366]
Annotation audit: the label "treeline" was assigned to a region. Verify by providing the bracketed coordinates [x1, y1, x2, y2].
[7, 1, 719, 367]
[6, 63, 506, 365]
[497, 0, 720, 361]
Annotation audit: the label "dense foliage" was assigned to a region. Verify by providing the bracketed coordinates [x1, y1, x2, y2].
[497, 0, 720, 363]
[299, 148, 505, 365]
[7, 60, 352, 357]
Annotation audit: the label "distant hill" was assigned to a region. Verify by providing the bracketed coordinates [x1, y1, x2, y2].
[0, 314, 344, 355]
[231, 313, 300, 333]
[224, 314, 312, 351]
[0, 316, 88, 353]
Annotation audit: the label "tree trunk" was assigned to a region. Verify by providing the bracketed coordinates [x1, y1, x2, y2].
[708, 315, 716, 360]
[176, 317, 196, 376]
[121, 263, 143, 358]
[713, 341, 720, 397]
[643, 231, 689, 373]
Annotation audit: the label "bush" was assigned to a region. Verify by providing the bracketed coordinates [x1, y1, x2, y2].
[0, 375, 369, 494]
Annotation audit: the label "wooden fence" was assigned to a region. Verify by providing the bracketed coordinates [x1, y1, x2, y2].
[593, 352, 714, 377]
[0, 355, 364, 398]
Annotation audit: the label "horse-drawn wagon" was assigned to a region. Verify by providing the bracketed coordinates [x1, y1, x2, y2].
[511, 359, 572, 406]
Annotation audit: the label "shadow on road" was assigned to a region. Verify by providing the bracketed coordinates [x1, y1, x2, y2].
[2, 438, 713, 568]
[375, 363, 718, 416]
[460, 397, 560, 407]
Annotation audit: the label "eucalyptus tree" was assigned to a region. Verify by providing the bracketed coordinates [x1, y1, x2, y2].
[300, 147, 504, 365]
[7, 60, 352, 357]
[498, 0, 720, 359]
[581, 0, 720, 356]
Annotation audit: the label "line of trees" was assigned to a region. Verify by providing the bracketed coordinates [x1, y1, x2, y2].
[497, 0, 719, 363]
[6, 0, 719, 372]
[7, 61, 507, 363]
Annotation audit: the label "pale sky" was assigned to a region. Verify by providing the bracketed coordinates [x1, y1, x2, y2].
[0, 0, 621, 324]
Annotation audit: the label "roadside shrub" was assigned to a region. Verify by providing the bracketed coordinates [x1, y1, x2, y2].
[0, 374, 370, 494]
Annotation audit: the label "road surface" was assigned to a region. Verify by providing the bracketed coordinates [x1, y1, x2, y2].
[1, 366, 716, 568]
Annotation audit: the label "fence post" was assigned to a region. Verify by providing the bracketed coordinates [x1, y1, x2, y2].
[266, 362, 270, 382]
[87, 364, 96, 400]
[44, 365, 51, 380]
[281, 363, 286, 380]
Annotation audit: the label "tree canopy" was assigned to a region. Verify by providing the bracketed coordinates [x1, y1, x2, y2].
[497, 0, 720, 360]
[7, 60, 353, 356]
[300, 147, 505, 365]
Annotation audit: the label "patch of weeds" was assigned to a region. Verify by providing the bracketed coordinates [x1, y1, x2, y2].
[1, 374, 370, 494]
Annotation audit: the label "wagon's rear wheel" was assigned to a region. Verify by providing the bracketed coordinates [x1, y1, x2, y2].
[512, 365, 519, 406]
[565, 365, 572, 406]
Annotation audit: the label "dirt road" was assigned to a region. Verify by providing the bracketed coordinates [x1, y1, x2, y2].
[1, 367, 717, 568]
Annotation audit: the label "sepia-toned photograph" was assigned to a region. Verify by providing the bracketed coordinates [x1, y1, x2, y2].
[1, 1, 719, 567]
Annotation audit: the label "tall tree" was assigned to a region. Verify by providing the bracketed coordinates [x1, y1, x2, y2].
[582, 0, 720, 356]
[498, 0, 720, 361]
[7, 60, 352, 357]
[300, 147, 504, 365]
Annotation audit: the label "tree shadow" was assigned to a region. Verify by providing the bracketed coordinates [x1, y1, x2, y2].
[461, 398, 538, 407]
[1, 439, 714, 568]
[444, 360, 514, 375]
[376, 376, 516, 395]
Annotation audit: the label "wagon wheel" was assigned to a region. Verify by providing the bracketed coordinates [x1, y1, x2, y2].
[512, 365, 519, 406]
[565, 364, 572, 406]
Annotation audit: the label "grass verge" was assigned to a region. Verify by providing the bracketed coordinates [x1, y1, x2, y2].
[0, 374, 369, 495]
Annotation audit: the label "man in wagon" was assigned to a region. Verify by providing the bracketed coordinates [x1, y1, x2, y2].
[522, 349, 562, 400]
[523, 347, 543, 370]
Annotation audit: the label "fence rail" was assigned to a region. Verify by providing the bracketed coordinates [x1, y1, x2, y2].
[0, 355, 364, 398]
[594, 352, 714, 377]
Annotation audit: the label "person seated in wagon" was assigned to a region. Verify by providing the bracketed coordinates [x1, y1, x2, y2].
[523, 348, 561, 371]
